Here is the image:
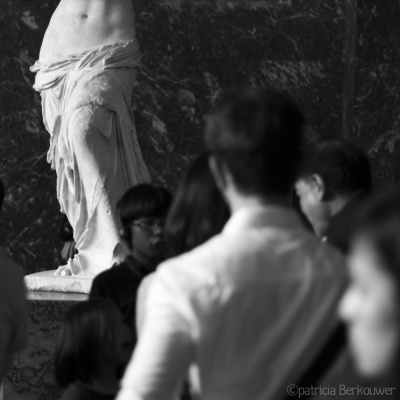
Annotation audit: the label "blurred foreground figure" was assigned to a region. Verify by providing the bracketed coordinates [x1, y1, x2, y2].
[55, 298, 132, 400]
[117, 90, 348, 400]
[295, 140, 372, 253]
[31, 0, 150, 277]
[340, 188, 400, 393]
[0, 179, 28, 380]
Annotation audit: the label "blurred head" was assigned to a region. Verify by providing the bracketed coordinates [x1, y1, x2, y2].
[205, 89, 304, 206]
[55, 298, 132, 388]
[117, 184, 172, 264]
[339, 188, 400, 378]
[165, 153, 230, 256]
[295, 140, 372, 236]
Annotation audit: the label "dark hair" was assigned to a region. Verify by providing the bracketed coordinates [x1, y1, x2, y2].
[117, 184, 172, 246]
[165, 153, 230, 256]
[54, 298, 124, 388]
[298, 139, 372, 199]
[353, 187, 400, 288]
[205, 88, 304, 196]
[0, 178, 4, 212]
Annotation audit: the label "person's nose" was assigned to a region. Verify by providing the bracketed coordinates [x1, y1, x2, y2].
[153, 222, 163, 235]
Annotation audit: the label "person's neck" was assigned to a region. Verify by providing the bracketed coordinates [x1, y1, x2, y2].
[313, 194, 356, 239]
[328, 194, 353, 218]
[131, 250, 159, 271]
[312, 219, 329, 239]
[228, 192, 289, 214]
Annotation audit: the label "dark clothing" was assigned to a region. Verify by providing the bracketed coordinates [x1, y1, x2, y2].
[61, 383, 116, 400]
[89, 255, 154, 339]
[325, 192, 367, 254]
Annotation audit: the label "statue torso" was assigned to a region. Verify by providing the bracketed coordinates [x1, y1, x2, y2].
[39, 0, 136, 61]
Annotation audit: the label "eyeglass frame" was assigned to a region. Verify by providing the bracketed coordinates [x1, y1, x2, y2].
[131, 218, 165, 233]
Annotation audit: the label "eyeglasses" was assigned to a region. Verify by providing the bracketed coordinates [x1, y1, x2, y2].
[132, 219, 164, 233]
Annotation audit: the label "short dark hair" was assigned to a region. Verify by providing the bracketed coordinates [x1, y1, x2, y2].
[54, 298, 124, 388]
[298, 139, 372, 199]
[0, 178, 4, 212]
[205, 88, 304, 196]
[165, 153, 230, 256]
[117, 183, 172, 245]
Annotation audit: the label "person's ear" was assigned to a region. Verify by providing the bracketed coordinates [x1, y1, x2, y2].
[208, 156, 227, 192]
[311, 174, 326, 201]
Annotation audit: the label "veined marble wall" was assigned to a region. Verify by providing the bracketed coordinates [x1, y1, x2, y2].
[0, 0, 398, 275]
[354, 0, 400, 185]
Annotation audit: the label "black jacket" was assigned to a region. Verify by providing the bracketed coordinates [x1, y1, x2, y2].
[89, 255, 155, 341]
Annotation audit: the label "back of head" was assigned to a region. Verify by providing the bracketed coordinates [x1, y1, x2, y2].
[299, 139, 372, 199]
[54, 298, 124, 388]
[165, 153, 230, 256]
[205, 88, 304, 197]
[117, 183, 172, 246]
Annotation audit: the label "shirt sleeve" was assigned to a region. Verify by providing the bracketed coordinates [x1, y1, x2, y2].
[117, 270, 193, 400]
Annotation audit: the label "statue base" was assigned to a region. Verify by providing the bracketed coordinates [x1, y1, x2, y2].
[24, 270, 93, 294]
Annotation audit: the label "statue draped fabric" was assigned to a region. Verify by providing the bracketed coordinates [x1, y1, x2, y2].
[31, 39, 150, 276]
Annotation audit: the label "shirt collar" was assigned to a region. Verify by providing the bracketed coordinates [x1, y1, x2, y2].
[223, 204, 303, 234]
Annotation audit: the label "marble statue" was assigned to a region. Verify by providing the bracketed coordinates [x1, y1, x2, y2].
[30, 0, 150, 277]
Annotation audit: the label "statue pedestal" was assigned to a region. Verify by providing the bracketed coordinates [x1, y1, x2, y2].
[24, 271, 93, 294]
[4, 290, 88, 400]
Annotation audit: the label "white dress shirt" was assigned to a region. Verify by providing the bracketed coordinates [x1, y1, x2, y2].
[117, 205, 347, 400]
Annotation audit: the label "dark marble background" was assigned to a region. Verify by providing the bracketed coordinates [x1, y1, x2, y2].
[0, 0, 398, 275]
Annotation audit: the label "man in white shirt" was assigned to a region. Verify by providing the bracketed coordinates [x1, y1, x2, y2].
[117, 89, 348, 400]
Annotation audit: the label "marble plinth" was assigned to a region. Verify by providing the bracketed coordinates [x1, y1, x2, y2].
[24, 271, 93, 294]
[4, 291, 88, 400]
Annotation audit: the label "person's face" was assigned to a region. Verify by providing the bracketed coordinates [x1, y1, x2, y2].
[339, 236, 400, 377]
[130, 216, 166, 262]
[295, 177, 330, 235]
